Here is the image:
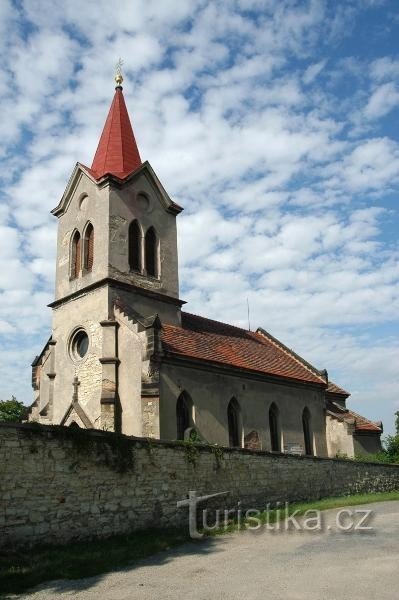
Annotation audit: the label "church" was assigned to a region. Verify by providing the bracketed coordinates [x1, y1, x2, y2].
[28, 68, 383, 458]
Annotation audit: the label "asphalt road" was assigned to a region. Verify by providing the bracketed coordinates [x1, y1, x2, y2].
[14, 501, 399, 600]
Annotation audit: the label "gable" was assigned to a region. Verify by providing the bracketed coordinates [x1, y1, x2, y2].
[51, 163, 101, 218]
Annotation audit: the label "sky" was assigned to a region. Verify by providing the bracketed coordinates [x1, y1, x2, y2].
[0, 0, 398, 435]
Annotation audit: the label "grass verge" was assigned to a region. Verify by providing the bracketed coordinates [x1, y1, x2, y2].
[208, 490, 399, 534]
[1, 491, 399, 597]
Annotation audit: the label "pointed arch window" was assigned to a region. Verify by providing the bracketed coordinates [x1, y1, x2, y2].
[269, 403, 281, 452]
[145, 226, 158, 277]
[71, 231, 81, 279]
[129, 220, 142, 272]
[302, 407, 313, 456]
[176, 392, 193, 440]
[228, 398, 242, 448]
[83, 223, 94, 273]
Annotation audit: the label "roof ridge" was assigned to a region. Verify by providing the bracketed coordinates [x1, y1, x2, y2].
[256, 327, 326, 384]
[182, 311, 253, 334]
[347, 408, 381, 427]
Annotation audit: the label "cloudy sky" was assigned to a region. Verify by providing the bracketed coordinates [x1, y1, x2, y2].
[0, 0, 398, 434]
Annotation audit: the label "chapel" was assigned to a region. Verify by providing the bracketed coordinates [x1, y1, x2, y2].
[28, 69, 383, 458]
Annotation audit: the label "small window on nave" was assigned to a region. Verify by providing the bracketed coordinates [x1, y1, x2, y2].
[302, 407, 313, 456]
[176, 392, 193, 440]
[269, 403, 281, 452]
[228, 398, 242, 448]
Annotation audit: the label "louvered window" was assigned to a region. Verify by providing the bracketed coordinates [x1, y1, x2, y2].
[129, 220, 141, 271]
[71, 231, 81, 279]
[84, 224, 94, 272]
[145, 226, 157, 277]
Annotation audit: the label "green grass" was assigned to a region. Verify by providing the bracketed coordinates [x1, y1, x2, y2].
[209, 490, 399, 534]
[1, 491, 399, 597]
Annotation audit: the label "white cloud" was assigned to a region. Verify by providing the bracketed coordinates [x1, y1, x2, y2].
[303, 60, 327, 85]
[365, 82, 399, 119]
[370, 57, 399, 82]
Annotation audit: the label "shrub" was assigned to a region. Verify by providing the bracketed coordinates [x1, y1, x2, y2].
[0, 397, 26, 423]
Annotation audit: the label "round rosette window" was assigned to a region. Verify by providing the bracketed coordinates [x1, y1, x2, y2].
[70, 329, 89, 361]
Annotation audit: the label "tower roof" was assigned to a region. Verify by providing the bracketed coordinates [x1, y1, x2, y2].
[89, 86, 142, 180]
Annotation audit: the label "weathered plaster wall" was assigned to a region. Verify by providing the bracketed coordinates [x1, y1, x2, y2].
[2, 423, 398, 551]
[354, 434, 383, 456]
[54, 172, 110, 301]
[160, 362, 328, 456]
[115, 311, 144, 436]
[326, 415, 355, 458]
[108, 170, 180, 300]
[50, 287, 109, 427]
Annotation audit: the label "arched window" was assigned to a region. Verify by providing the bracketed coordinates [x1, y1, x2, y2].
[129, 220, 142, 272]
[83, 223, 94, 272]
[145, 226, 158, 277]
[302, 407, 313, 456]
[227, 398, 242, 448]
[269, 403, 281, 452]
[71, 231, 81, 279]
[176, 392, 193, 440]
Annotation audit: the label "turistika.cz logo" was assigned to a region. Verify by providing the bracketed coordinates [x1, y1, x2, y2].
[177, 491, 374, 539]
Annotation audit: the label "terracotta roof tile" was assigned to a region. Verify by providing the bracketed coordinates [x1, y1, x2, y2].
[161, 312, 326, 386]
[327, 381, 350, 397]
[347, 409, 382, 433]
[326, 400, 382, 433]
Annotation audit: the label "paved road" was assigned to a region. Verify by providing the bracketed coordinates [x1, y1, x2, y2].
[15, 501, 399, 600]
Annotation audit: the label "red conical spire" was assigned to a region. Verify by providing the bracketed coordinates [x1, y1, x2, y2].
[90, 85, 142, 180]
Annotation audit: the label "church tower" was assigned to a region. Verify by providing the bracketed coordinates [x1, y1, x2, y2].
[30, 67, 183, 435]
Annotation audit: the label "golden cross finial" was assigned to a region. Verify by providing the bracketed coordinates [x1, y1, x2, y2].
[115, 58, 124, 87]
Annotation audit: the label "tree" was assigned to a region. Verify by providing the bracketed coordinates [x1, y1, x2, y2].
[395, 411, 399, 436]
[0, 396, 26, 423]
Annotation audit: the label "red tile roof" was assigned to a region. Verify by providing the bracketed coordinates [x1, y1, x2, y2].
[161, 312, 326, 386]
[327, 381, 350, 397]
[348, 409, 382, 433]
[89, 87, 142, 180]
[326, 400, 382, 433]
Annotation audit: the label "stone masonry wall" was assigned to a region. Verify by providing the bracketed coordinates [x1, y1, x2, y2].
[1, 423, 399, 550]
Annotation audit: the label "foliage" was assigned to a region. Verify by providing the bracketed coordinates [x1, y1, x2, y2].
[354, 435, 399, 464]
[384, 434, 399, 463]
[177, 439, 200, 466]
[210, 445, 225, 469]
[354, 451, 393, 464]
[0, 397, 26, 423]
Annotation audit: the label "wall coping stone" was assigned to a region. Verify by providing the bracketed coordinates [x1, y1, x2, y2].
[2, 421, 397, 468]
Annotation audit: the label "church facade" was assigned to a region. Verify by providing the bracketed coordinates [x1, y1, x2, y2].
[29, 73, 383, 458]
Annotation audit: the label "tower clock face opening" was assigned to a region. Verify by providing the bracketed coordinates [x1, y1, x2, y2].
[70, 329, 89, 360]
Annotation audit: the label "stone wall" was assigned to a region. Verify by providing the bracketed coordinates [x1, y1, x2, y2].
[1, 423, 399, 551]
